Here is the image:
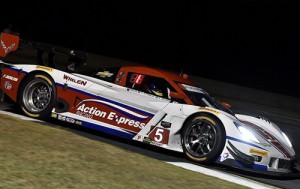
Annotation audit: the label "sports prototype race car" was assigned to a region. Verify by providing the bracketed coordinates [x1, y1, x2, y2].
[0, 33, 297, 175]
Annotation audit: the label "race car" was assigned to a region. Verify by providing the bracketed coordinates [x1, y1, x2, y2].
[0, 32, 297, 175]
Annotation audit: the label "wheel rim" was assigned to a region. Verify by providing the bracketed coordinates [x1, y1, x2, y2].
[184, 119, 217, 157]
[22, 79, 52, 113]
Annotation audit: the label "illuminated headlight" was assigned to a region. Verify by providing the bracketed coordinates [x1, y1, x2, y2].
[237, 126, 260, 143]
[282, 132, 293, 148]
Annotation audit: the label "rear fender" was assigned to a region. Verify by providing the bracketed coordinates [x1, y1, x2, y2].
[0, 66, 27, 102]
[0, 66, 53, 103]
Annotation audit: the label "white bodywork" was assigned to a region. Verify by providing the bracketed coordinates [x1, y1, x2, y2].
[1, 63, 296, 173]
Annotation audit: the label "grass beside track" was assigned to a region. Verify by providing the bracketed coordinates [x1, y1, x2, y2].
[0, 114, 249, 189]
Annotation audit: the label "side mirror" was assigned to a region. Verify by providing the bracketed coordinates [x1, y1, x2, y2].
[169, 91, 185, 100]
[221, 102, 232, 109]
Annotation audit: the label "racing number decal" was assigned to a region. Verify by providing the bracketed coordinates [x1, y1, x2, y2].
[154, 128, 164, 142]
[149, 127, 170, 144]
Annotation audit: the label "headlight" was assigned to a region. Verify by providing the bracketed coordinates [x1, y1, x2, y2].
[237, 126, 260, 143]
[282, 132, 293, 148]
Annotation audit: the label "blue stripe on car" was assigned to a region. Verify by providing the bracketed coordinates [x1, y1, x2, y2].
[226, 136, 266, 150]
[81, 120, 135, 139]
[8, 67, 28, 74]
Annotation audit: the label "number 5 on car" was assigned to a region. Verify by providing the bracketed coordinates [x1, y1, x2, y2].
[149, 127, 170, 144]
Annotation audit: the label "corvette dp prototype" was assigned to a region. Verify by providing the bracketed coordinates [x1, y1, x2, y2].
[0, 33, 297, 174]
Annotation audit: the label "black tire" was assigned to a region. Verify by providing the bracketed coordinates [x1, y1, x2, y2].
[181, 115, 226, 164]
[18, 73, 56, 119]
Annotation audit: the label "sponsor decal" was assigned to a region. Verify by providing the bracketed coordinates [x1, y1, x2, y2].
[0, 33, 19, 57]
[63, 74, 87, 86]
[106, 111, 146, 129]
[223, 152, 229, 159]
[58, 115, 66, 121]
[250, 148, 268, 157]
[96, 71, 114, 78]
[66, 117, 75, 123]
[1, 39, 15, 54]
[75, 121, 82, 125]
[52, 113, 79, 125]
[199, 107, 220, 114]
[143, 137, 152, 144]
[36, 66, 53, 72]
[76, 103, 107, 119]
[219, 152, 230, 162]
[74, 100, 149, 131]
[2, 74, 18, 81]
[150, 140, 163, 147]
[4, 81, 12, 90]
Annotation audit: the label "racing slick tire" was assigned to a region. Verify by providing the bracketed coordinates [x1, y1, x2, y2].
[18, 73, 56, 119]
[181, 114, 226, 164]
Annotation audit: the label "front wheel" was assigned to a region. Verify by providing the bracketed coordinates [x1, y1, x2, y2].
[181, 115, 226, 164]
[18, 73, 56, 119]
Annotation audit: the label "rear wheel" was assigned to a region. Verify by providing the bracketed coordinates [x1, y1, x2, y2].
[18, 73, 56, 119]
[181, 115, 226, 164]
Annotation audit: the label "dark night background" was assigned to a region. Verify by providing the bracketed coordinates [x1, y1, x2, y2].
[1, 0, 300, 97]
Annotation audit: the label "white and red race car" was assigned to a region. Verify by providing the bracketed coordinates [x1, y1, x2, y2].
[0, 33, 297, 174]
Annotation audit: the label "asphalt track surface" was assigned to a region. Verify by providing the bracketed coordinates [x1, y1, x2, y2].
[0, 102, 300, 189]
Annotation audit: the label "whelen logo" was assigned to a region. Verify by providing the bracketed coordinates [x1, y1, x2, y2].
[63, 74, 87, 86]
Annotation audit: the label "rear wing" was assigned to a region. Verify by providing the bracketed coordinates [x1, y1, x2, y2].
[0, 32, 87, 70]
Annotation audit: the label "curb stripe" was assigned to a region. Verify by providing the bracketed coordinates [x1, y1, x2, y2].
[167, 162, 278, 189]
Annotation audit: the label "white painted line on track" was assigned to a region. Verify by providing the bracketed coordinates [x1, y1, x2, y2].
[167, 162, 278, 189]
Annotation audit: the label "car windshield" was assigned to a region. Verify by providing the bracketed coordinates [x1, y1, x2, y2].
[178, 83, 234, 115]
